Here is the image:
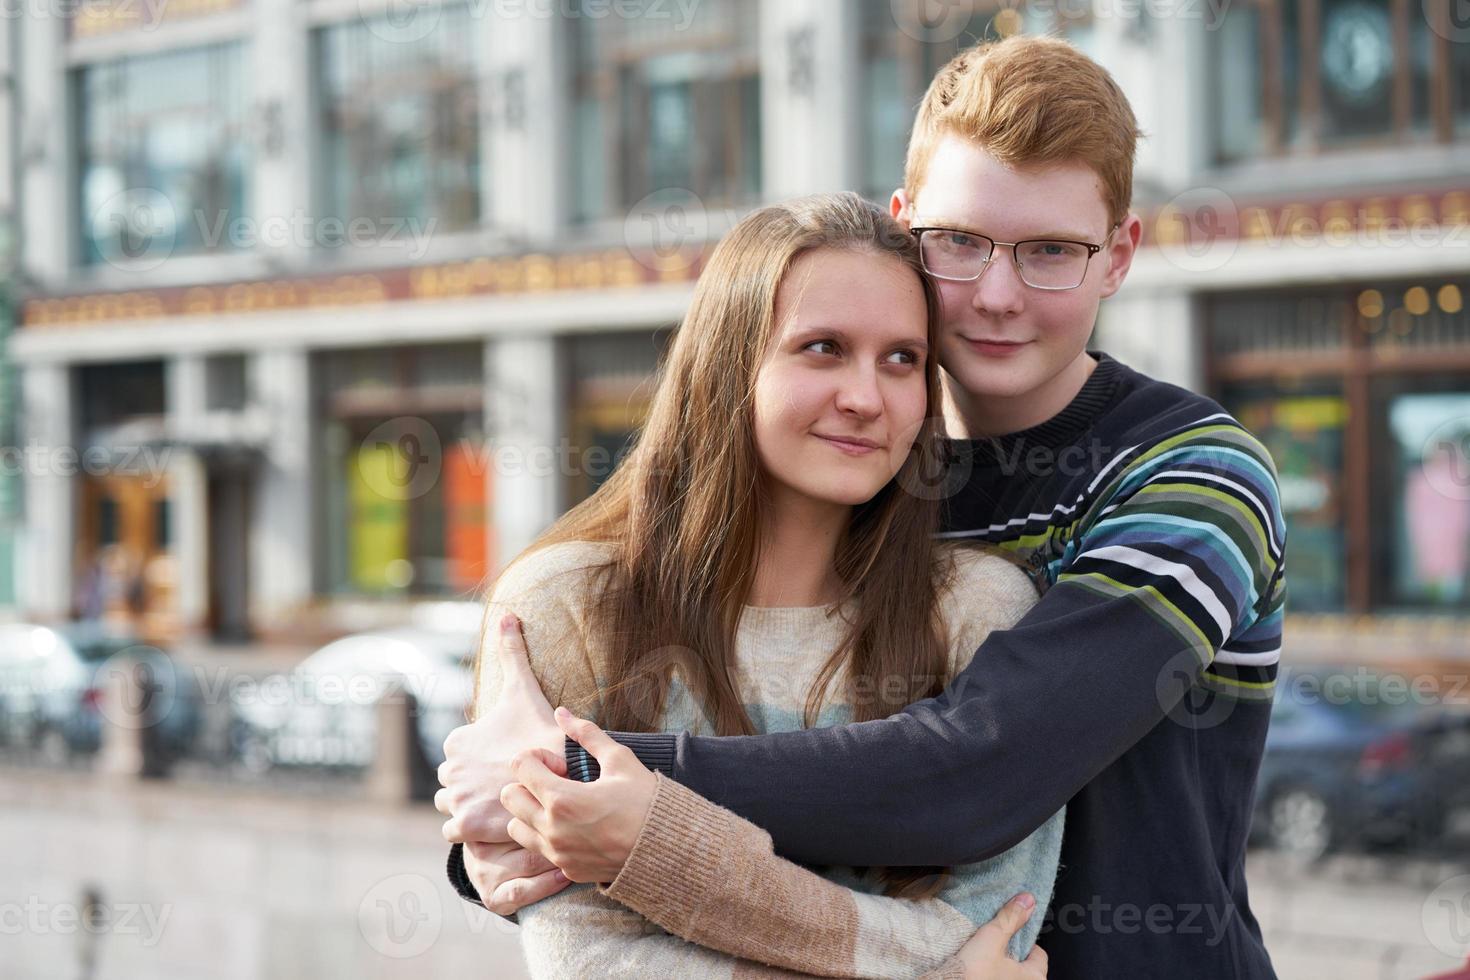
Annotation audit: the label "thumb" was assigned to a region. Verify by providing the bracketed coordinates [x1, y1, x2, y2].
[555, 706, 629, 767]
[494, 613, 539, 687]
[976, 893, 1036, 956]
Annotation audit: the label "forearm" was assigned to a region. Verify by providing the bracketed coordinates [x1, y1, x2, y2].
[600, 774, 976, 978]
[593, 586, 1208, 867]
[519, 884, 961, 980]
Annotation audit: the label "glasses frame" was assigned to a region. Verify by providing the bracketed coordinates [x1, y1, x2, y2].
[910, 223, 1121, 291]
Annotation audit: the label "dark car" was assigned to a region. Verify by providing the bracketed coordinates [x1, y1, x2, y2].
[1252, 665, 1470, 860]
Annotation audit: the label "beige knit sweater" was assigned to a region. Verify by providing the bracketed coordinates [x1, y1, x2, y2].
[477, 540, 1065, 980]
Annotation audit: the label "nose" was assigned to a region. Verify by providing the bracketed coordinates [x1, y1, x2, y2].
[970, 244, 1026, 319]
[833, 363, 883, 420]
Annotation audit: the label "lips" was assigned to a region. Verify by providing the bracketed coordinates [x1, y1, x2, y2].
[813, 433, 882, 455]
[964, 337, 1031, 357]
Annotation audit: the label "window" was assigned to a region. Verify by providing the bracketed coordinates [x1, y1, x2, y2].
[859, 2, 1085, 200]
[569, 0, 760, 221]
[1210, 278, 1470, 615]
[316, 7, 482, 236]
[1213, 0, 1461, 162]
[76, 43, 249, 266]
[319, 346, 487, 597]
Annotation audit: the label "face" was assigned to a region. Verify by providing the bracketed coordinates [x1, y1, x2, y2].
[892, 134, 1140, 407]
[752, 247, 931, 513]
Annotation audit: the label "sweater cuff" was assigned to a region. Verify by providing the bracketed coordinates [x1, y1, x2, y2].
[566, 731, 678, 782]
[598, 772, 732, 931]
[918, 957, 966, 980]
[445, 843, 518, 924]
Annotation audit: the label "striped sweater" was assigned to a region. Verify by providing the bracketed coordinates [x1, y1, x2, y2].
[475, 540, 1065, 979]
[572, 351, 1288, 979]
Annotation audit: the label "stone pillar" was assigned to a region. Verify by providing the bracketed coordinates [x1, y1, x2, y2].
[485, 7, 566, 242]
[759, 0, 862, 198]
[486, 337, 562, 571]
[248, 349, 313, 633]
[19, 363, 74, 620]
[166, 356, 210, 631]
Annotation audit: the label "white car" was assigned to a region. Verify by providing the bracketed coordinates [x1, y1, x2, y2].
[231, 627, 478, 791]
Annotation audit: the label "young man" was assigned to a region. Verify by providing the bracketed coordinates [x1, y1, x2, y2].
[439, 34, 1285, 979]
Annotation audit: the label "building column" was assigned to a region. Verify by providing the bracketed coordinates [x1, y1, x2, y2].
[248, 349, 313, 633]
[485, 9, 566, 243]
[165, 355, 209, 632]
[485, 337, 562, 571]
[760, 0, 862, 199]
[1096, 290, 1201, 391]
[251, 0, 312, 266]
[19, 363, 74, 619]
[18, 9, 67, 283]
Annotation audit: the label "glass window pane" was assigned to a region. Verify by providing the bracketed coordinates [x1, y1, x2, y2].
[315, 6, 481, 235]
[1222, 381, 1349, 612]
[1318, 0, 1396, 143]
[76, 43, 249, 266]
[1382, 388, 1470, 607]
[570, 0, 760, 221]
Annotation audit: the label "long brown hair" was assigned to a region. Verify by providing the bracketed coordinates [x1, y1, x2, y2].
[479, 192, 958, 897]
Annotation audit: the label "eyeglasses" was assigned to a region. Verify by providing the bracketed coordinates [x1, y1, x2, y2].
[911, 224, 1119, 291]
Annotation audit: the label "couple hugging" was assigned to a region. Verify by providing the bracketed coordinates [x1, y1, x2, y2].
[436, 33, 1285, 980]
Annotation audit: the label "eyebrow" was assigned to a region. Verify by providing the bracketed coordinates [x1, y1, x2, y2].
[787, 323, 929, 353]
[917, 219, 1098, 242]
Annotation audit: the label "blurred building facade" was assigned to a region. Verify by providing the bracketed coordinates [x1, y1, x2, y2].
[5, 0, 1468, 653]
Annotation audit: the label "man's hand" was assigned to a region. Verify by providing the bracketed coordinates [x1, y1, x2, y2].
[462, 840, 570, 917]
[953, 893, 1048, 979]
[500, 706, 658, 884]
[437, 612, 563, 844]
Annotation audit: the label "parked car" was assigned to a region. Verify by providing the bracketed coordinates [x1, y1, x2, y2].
[230, 627, 477, 796]
[1252, 665, 1470, 860]
[0, 622, 200, 767]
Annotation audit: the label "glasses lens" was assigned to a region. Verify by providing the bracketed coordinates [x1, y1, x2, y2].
[1015, 240, 1090, 289]
[920, 230, 991, 280]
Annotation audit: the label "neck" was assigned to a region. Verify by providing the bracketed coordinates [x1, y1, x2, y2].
[943, 350, 1098, 439]
[748, 487, 849, 608]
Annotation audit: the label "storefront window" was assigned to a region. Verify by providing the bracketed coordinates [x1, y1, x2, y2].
[76, 43, 249, 266]
[316, 6, 481, 236]
[1211, 279, 1470, 616]
[1222, 380, 1349, 612]
[319, 346, 487, 597]
[569, 0, 760, 222]
[564, 331, 668, 505]
[1381, 387, 1470, 608]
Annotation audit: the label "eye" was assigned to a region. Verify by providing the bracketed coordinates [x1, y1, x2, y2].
[885, 348, 921, 366]
[802, 339, 839, 356]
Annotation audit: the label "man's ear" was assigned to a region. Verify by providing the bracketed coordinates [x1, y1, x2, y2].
[890, 188, 913, 228]
[1098, 213, 1142, 299]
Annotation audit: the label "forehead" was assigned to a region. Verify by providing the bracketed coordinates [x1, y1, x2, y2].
[772, 248, 927, 334]
[915, 133, 1110, 241]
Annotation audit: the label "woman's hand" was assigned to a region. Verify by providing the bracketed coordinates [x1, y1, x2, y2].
[500, 706, 659, 884]
[953, 893, 1048, 979]
[437, 614, 564, 847]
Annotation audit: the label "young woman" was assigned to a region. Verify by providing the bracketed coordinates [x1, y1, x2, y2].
[468, 193, 1062, 979]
